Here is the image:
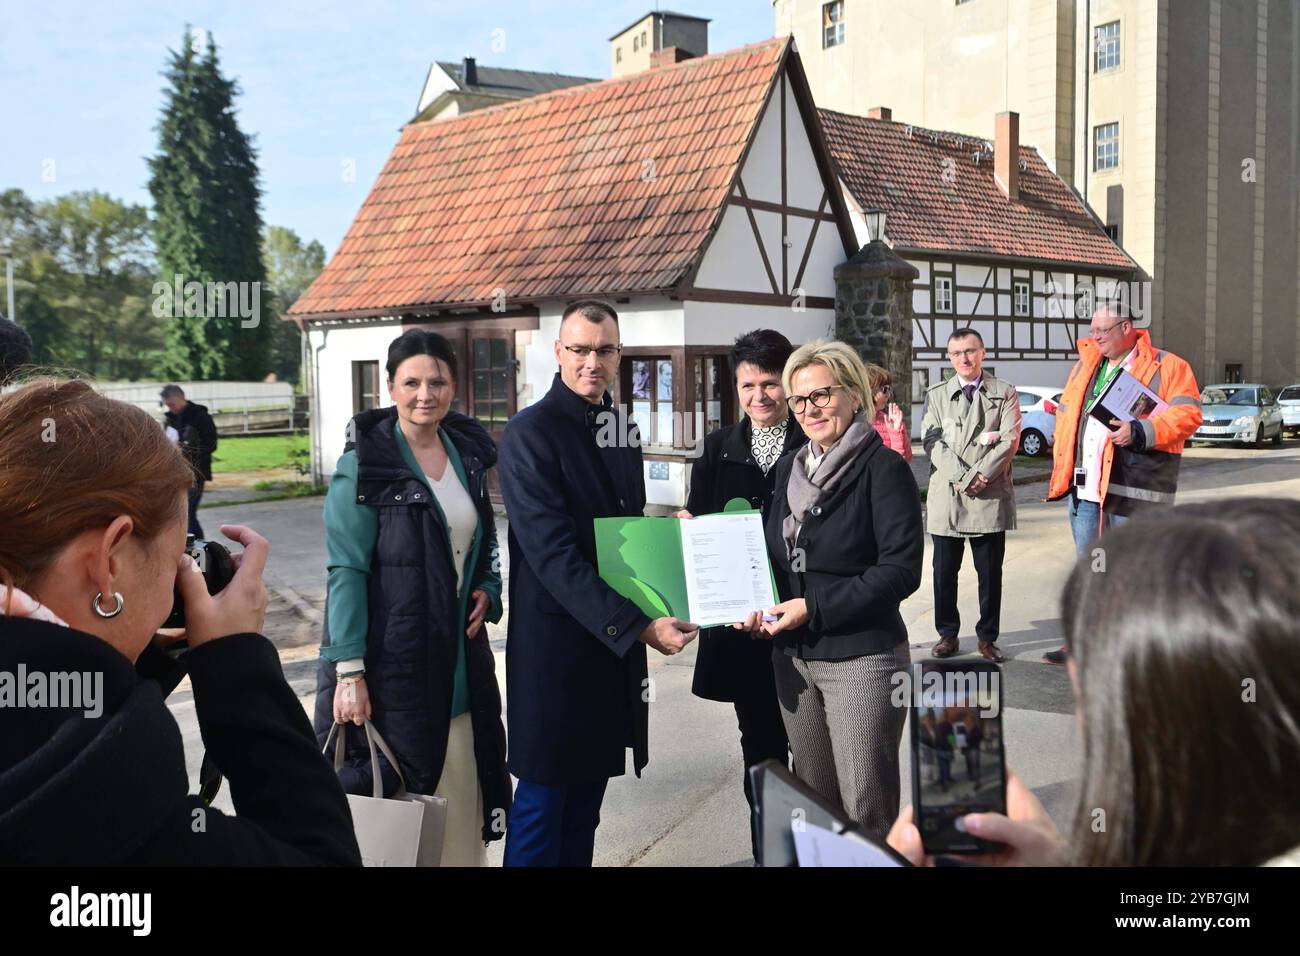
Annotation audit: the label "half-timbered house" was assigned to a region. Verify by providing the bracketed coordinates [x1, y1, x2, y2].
[287, 37, 857, 507]
[820, 107, 1142, 435]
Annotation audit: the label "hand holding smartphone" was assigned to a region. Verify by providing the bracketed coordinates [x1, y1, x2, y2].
[909, 659, 1008, 856]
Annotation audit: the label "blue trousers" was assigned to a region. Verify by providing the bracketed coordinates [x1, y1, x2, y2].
[1067, 491, 1128, 556]
[503, 778, 609, 867]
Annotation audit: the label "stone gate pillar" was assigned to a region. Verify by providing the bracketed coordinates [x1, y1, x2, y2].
[833, 240, 918, 432]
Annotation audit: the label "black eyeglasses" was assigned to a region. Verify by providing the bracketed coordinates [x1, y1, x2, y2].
[786, 385, 847, 414]
[562, 344, 621, 360]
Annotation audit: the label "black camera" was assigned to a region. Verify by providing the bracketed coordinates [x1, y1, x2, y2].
[163, 535, 235, 630]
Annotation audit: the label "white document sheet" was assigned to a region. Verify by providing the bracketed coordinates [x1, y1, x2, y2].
[793, 822, 904, 867]
[679, 512, 778, 627]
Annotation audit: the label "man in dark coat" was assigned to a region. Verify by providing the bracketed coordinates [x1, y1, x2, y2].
[497, 300, 698, 867]
[161, 385, 218, 537]
[679, 329, 803, 863]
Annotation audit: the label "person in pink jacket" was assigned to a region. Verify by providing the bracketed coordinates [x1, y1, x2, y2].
[865, 364, 912, 462]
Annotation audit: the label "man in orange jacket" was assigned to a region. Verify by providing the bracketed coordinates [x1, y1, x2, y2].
[1043, 302, 1202, 664]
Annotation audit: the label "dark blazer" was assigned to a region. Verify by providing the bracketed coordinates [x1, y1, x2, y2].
[313, 407, 510, 840]
[685, 414, 804, 701]
[165, 401, 218, 481]
[0, 617, 360, 865]
[765, 428, 924, 660]
[497, 374, 653, 785]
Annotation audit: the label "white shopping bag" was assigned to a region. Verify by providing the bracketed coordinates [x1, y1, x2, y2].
[323, 720, 447, 867]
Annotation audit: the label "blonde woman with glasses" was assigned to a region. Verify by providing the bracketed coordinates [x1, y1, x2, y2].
[735, 340, 924, 839]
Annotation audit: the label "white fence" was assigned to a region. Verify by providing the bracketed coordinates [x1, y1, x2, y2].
[94, 381, 298, 434]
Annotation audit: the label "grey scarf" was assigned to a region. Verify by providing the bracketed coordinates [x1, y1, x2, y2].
[782, 414, 875, 560]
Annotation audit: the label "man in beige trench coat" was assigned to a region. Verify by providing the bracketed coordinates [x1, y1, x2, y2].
[921, 328, 1021, 662]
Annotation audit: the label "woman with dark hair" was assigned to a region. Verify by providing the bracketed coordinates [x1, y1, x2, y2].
[314, 327, 510, 866]
[0, 379, 359, 865]
[888, 497, 1300, 866]
[675, 328, 802, 863]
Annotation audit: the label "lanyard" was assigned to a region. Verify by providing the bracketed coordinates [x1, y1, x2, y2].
[1092, 358, 1124, 398]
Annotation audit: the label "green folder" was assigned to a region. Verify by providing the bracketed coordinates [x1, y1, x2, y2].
[595, 499, 777, 625]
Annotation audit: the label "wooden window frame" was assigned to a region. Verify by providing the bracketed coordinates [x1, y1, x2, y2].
[934, 274, 954, 314]
[1013, 280, 1031, 317]
[351, 360, 380, 414]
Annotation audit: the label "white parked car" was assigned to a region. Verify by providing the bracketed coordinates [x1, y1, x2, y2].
[1278, 384, 1300, 437]
[1014, 385, 1064, 457]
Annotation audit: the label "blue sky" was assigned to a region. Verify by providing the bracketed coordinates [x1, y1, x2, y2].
[3, 1, 774, 254]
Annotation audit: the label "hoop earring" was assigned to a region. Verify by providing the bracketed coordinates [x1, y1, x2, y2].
[92, 591, 124, 619]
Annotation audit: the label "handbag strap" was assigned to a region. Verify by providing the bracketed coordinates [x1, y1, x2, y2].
[322, 720, 410, 799]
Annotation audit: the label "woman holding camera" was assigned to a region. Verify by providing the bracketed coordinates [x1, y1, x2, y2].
[888, 497, 1300, 867]
[0, 379, 360, 865]
[315, 328, 510, 866]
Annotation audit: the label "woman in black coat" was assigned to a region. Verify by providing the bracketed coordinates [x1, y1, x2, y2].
[736, 341, 924, 841]
[314, 329, 510, 866]
[677, 330, 802, 863]
[0, 379, 359, 865]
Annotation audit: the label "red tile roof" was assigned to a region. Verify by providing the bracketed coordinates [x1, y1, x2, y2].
[289, 39, 790, 319]
[819, 110, 1137, 273]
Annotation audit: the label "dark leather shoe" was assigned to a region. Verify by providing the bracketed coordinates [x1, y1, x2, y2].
[931, 636, 960, 658]
[1043, 646, 1068, 665]
[977, 640, 1005, 662]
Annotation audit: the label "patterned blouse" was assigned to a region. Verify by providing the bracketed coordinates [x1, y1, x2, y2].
[750, 419, 789, 475]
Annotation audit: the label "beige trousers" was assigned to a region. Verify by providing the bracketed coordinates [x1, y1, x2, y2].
[433, 712, 487, 867]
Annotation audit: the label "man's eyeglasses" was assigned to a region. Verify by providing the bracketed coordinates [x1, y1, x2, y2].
[786, 385, 847, 414]
[562, 344, 621, 360]
[875, 384, 893, 395]
[947, 348, 981, 360]
[1090, 320, 1130, 339]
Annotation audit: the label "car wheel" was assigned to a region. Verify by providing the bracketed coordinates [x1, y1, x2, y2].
[1020, 429, 1046, 457]
[1254, 424, 1266, 449]
[1273, 422, 1284, 445]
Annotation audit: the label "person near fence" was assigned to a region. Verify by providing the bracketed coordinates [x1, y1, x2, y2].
[313, 328, 511, 867]
[0, 379, 360, 865]
[161, 384, 218, 538]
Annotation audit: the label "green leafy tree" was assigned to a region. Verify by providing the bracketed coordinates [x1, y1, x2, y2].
[148, 28, 269, 380]
[0, 188, 161, 377]
[262, 225, 326, 385]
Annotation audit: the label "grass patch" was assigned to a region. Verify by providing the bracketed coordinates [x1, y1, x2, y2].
[212, 433, 310, 472]
[249, 479, 321, 497]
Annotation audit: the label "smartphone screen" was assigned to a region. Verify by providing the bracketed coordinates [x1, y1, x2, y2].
[909, 660, 1007, 855]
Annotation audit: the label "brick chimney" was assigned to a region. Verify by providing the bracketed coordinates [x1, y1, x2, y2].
[650, 46, 694, 69]
[462, 56, 478, 87]
[994, 111, 1019, 201]
[866, 106, 891, 120]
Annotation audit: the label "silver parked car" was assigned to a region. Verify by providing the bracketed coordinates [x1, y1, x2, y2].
[1014, 385, 1063, 457]
[1278, 384, 1300, 437]
[1193, 383, 1284, 447]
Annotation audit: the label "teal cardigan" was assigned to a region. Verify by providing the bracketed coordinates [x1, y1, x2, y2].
[320, 419, 503, 716]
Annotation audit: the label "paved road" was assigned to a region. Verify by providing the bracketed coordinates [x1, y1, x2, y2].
[172, 442, 1300, 865]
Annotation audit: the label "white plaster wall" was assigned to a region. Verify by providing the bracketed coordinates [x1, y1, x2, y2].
[309, 320, 404, 476]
